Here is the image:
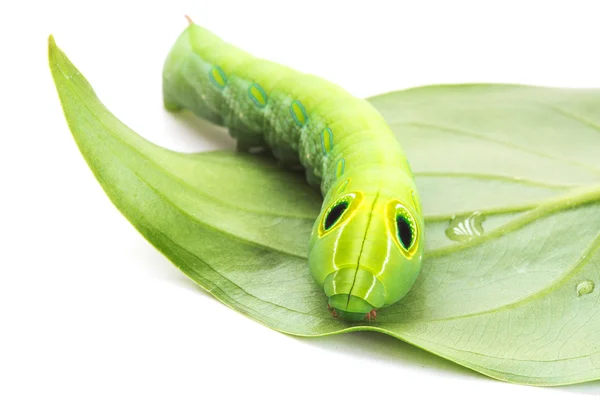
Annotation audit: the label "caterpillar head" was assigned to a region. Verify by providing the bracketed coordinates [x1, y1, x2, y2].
[308, 189, 424, 322]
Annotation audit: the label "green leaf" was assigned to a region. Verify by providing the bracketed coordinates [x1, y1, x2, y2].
[49, 36, 600, 386]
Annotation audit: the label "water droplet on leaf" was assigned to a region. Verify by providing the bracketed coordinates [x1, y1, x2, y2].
[576, 280, 595, 297]
[445, 211, 486, 242]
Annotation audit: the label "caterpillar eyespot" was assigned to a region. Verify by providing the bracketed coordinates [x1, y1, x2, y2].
[396, 214, 415, 250]
[390, 203, 419, 258]
[324, 201, 349, 231]
[163, 20, 425, 322]
[317, 192, 363, 238]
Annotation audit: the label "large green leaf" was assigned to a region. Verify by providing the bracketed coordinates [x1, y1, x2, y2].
[49, 36, 600, 386]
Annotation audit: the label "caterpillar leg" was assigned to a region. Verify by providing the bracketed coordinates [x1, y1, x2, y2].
[365, 309, 377, 322]
[305, 168, 322, 189]
[271, 145, 302, 169]
[164, 100, 183, 112]
[327, 303, 338, 318]
[236, 141, 267, 153]
[328, 299, 376, 321]
[229, 128, 266, 153]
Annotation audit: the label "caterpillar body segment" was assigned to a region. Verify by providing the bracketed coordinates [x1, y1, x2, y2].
[163, 21, 424, 322]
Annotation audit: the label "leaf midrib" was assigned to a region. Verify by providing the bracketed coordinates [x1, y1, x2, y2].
[427, 185, 600, 258]
[415, 171, 578, 189]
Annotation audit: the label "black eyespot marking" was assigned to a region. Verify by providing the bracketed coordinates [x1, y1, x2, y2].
[396, 215, 414, 250]
[324, 201, 349, 230]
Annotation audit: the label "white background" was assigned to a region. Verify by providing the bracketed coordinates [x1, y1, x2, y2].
[2, 0, 600, 398]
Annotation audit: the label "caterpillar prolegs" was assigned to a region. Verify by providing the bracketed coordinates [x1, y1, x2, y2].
[162, 18, 424, 322]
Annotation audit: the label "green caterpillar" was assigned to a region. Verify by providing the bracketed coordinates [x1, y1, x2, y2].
[162, 18, 424, 322]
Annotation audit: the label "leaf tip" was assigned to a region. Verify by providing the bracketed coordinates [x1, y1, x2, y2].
[48, 34, 56, 53]
[47, 34, 59, 64]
